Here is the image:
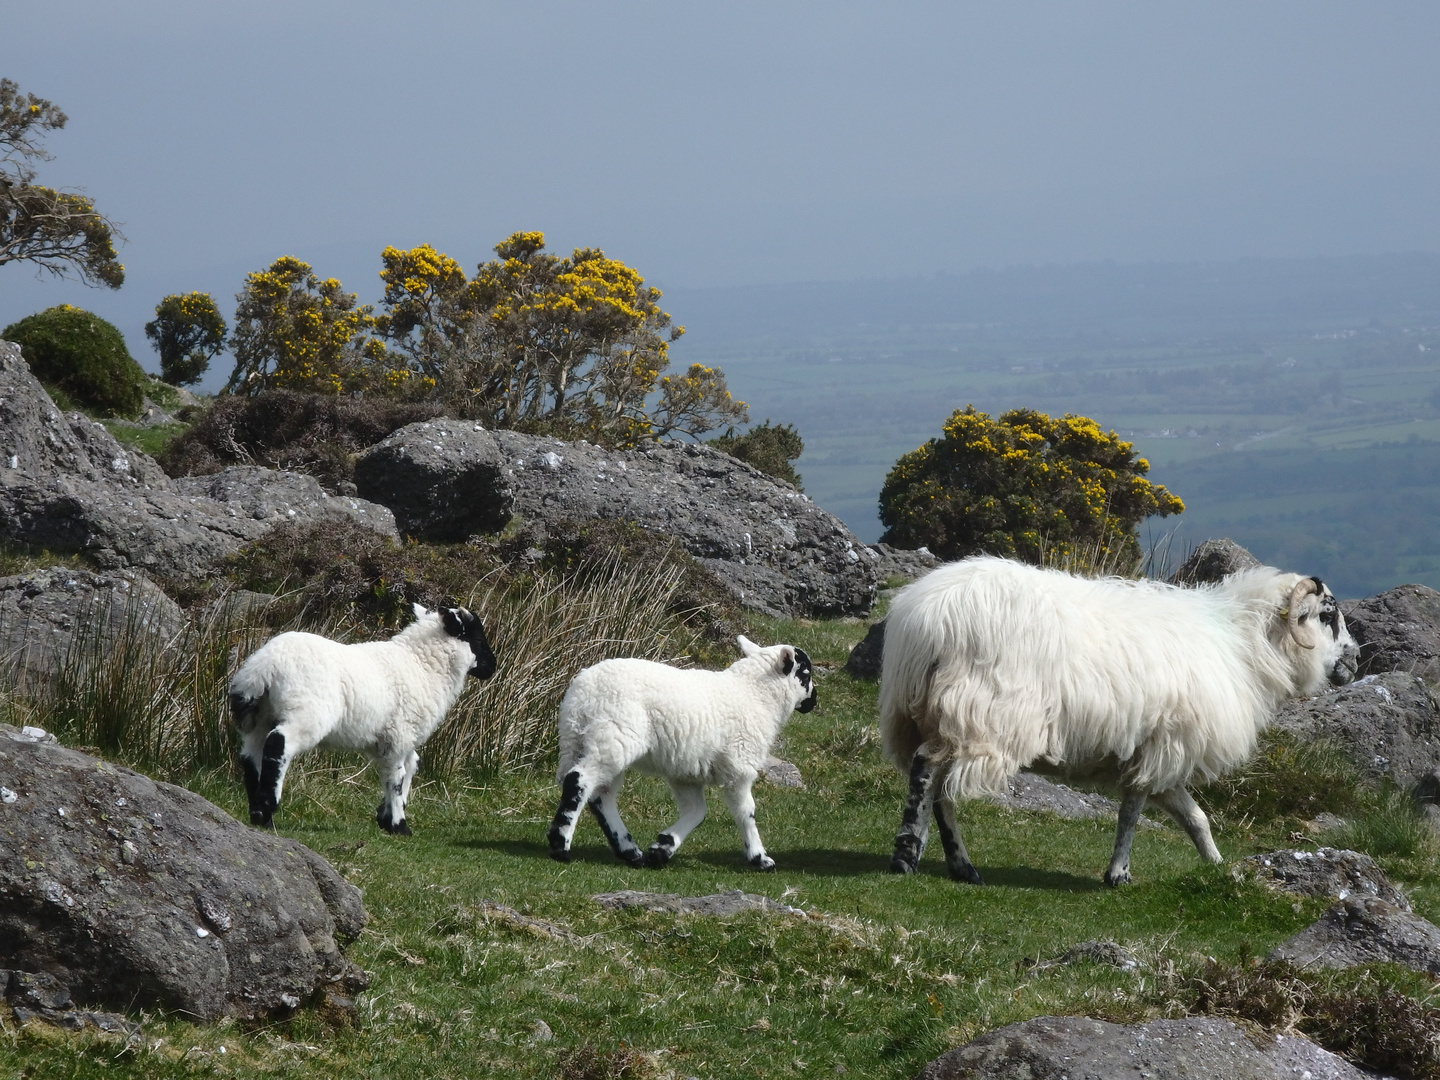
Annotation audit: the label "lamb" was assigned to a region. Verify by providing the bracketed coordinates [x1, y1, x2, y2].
[879, 556, 1359, 886]
[230, 603, 495, 834]
[547, 635, 818, 871]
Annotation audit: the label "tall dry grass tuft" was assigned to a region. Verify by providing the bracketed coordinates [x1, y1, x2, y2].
[0, 554, 697, 780]
[426, 553, 698, 775]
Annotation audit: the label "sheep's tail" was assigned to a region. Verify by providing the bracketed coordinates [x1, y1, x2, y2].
[878, 562, 1041, 800]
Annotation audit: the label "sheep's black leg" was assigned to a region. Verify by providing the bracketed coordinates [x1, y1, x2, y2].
[890, 749, 937, 874]
[646, 780, 706, 868]
[587, 781, 645, 867]
[1151, 786, 1222, 864]
[376, 755, 413, 836]
[548, 768, 595, 862]
[252, 729, 286, 827]
[934, 793, 983, 885]
[241, 754, 261, 817]
[1103, 789, 1149, 886]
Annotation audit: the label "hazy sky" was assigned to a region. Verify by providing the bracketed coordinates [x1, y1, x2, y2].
[3, 2, 1439, 369]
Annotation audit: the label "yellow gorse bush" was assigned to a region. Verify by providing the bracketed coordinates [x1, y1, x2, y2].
[879, 404, 1184, 569]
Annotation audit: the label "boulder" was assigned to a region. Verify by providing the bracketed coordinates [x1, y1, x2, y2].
[354, 422, 880, 617]
[845, 620, 885, 679]
[0, 339, 398, 579]
[987, 772, 1129, 822]
[0, 723, 367, 1021]
[916, 1015, 1381, 1080]
[353, 419, 513, 541]
[869, 543, 941, 583]
[1233, 848, 1410, 910]
[1270, 896, 1440, 976]
[0, 567, 184, 676]
[1341, 583, 1440, 682]
[1270, 672, 1440, 792]
[1170, 537, 1262, 586]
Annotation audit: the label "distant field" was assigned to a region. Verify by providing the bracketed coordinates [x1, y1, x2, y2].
[670, 254, 1440, 596]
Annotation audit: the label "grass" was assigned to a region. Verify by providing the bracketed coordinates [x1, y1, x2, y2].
[5, 613, 1440, 1078]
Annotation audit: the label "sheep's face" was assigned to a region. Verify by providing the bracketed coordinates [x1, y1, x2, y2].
[737, 635, 819, 713]
[1286, 577, 1359, 686]
[788, 647, 818, 713]
[442, 606, 497, 680]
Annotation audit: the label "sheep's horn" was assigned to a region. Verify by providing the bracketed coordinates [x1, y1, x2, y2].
[1287, 577, 1321, 650]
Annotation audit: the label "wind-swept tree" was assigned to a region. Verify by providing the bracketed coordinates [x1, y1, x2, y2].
[225, 257, 387, 395]
[0, 78, 123, 288]
[145, 292, 226, 386]
[376, 232, 747, 445]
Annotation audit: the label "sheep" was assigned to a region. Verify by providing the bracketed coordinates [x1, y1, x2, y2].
[879, 556, 1359, 886]
[547, 635, 818, 871]
[230, 603, 495, 834]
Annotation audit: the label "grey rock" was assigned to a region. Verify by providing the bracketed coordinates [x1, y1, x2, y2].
[761, 757, 804, 789]
[845, 621, 885, 679]
[358, 422, 880, 617]
[988, 772, 1124, 822]
[0, 339, 398, 579]
[1271, 895, 1440, 976]
[1342, 583, 1440, 682]
[916, 1015, 1383, 1080]
[1233, 847, 1410, 910]
[0, 567, 184, 676]
[1170, 537, 1262, 586]
[0, 723, 367, 1020]
[1271, 672, 1440, 791]
[1028, 940, 1142, 971]
[353, 419, 514, 541]
[869, 543, 941, 583]
[592, 889, 806, 917]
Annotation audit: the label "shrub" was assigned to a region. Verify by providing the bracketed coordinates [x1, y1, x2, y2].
[158, 389, 443, 489]
[3, 304, 148, 417]
[1198, 729, 1365, 825]
[708, 419, 804, 489]
[878, 405, 1184, 565]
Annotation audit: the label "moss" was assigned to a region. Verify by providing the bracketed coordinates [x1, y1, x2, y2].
[3, 305, 148, 418]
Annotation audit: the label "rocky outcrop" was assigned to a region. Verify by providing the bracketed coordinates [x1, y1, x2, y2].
[1170, 537, 1262, 586]
[916, 1015, 1381, 1080]
[0, 339, 397, 579]
[1271, 672, 1440, 792]
[0, 724, 367, 1021]
[1270, 896, 1440, 976]
[353, 419, 513, 541]
[1233, 848, 1410, 909]
[1342, 583, 1440, 682]
[869, 543, 941, 583]
[845, 621, 885, 679]
[0, 567, 184, 676]
[354, 421, 880, 617]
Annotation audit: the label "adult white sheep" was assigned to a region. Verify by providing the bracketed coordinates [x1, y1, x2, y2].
[231, 603, 496, 834]
[547, 636, 818, 870]
[880, 556, 1359, 886]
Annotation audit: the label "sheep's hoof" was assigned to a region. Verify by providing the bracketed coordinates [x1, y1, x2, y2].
[645, 844, 674, 868]
[549, 847, 572, 864]
[1102, 869, 1131, 887]
[250, 810, 274, 828]
[889, 854, 918, 875]
[948, 862, 984, 885]
[749, 854, 776, 872]
[378, 816, 412, 836]
[620, 850, 646, 869]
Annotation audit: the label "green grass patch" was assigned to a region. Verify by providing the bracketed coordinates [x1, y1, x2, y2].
[7, 649, 1440, 1078]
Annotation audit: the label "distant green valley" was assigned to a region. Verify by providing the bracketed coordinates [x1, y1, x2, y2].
[670, 253, 1440, 597]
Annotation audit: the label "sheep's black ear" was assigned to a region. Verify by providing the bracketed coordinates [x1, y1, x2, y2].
[442, 608, 465, 638]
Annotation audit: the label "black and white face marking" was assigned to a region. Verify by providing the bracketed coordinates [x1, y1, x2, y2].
[1308, 578, 1360, 686]
[442, 607, 497, 680]
[791, 647, 818, 713]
